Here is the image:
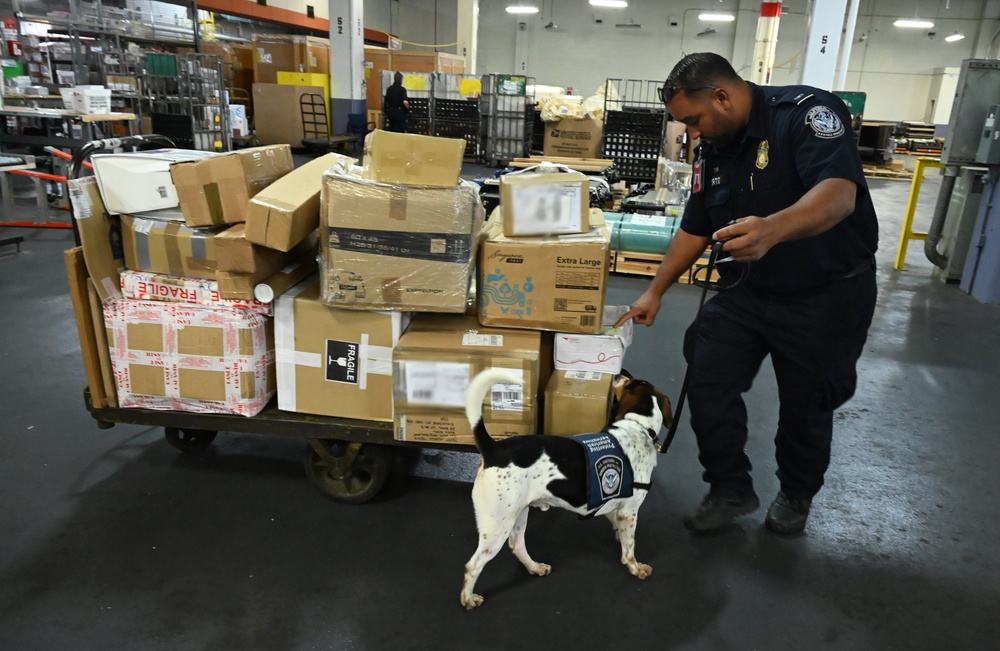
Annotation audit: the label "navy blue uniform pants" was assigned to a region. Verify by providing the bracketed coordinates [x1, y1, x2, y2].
[682, 268, 877, 501]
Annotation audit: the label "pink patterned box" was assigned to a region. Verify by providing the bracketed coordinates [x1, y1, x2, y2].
[120, 269, 273, 316]
[103, 299, 275, 416]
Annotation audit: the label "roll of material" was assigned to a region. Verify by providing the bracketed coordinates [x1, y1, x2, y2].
[616, 214, 681, 254]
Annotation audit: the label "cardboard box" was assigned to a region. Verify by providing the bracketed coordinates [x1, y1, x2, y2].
[86, 279, 118, 408]
[543, 370, 613, 437]
[253, 82, 325, 148]
[216, 223, 304, 274]
[479, 210, 611, 333]
[252, 34, 329, 85]
[121, 214, 225, 280]
[170, 145, 294, 228]
[362, 131, 466, 187]
[91, 149, 217, 215]
[393, 314, 543, 445]
[103, 300, 276, 416]
[275, 278, 410, 421]
[543, 117, 603, 159]
[553, 305, 634, 374]
[218, 257, 318, 301]
[320, 173, 484, 312]
[65, 247, 110, 409]
[246, 152, 356, 252]
[67, 175, 124, 304]
[120, 268, 273, 316]
[500, 169, 589, 236]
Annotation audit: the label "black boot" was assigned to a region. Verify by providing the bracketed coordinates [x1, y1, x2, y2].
[765, 491, 812, 535]
[684, 493, 761, 533]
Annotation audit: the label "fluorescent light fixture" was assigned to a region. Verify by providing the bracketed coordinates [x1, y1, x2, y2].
[590, 0, 628, 7]
[505, 4, 539, 14]
[893, 18, 934, 28]
[945, 32, 965, 42]
[699, 13, 735, 22]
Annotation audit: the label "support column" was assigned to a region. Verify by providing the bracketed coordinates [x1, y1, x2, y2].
[834, 0, 860, 91]
[798, 0, 847, 89]
[749, 2, 781, 85]
[456, 0, 479, 75]
[329, 0, 365, 135]
[513, 19, 529, 75]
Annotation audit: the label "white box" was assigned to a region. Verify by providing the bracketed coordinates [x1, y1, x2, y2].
[91, 149, 217, 215]
[553, 305, 634, 374]
[75, 87, 111, 114]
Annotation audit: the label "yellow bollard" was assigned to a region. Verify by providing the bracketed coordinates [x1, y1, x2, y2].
[894, 157, 945, 270]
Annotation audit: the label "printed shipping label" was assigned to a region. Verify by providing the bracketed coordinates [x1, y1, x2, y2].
[489, 369, 525, 411]
[566, 370, 604, 381]
[510, 184, 581, 233]
[404, 361, 469, 407]
[462, 333, 503, 347]
[630, 214, 667, 228]
[67, 178, 95, 219]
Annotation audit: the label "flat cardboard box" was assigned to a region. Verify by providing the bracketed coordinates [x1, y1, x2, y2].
[363, 131, 466, 187]
[67, 175, 123, 304]
[543, 117, 604, 159]
[170, 145, 294, 228]
[86, 279, 117, 407]
[252, 34, 329, 85]
[553, 305, 634, 374]
[479, 210, 610, 333]
[120, 268, 273, 316]
[121, 214, 225, 280]
[65, 247, 109, 409]
[393, 314, 543, 445]
[246, 152, 356, 252]
[252, 82, 325, 148]
[500, 169, 589, 236]
[275, 278, 410, 421]
[103, 299, 276, 416]
[91, 149, 216, 215]
[320, 173, 484, 312]
[543, 370, 613, 437]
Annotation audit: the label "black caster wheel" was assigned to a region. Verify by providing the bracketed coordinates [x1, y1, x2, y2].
[304, 439, 392, 504]
[164, 427, 218, 454]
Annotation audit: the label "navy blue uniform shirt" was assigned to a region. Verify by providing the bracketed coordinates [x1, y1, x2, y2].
[680, 82, 879, 293]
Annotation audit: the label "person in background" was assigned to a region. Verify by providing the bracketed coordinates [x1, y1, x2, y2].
[384, 72, 410, 133]
[616, 52, 878, 536]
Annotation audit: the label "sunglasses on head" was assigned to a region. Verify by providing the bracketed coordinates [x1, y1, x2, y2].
[658, 83, 719, 104]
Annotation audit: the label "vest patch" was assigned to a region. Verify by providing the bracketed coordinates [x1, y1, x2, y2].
[571, 432, 635, 511]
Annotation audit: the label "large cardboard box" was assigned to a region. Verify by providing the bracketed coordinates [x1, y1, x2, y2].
[499, 169, 589, 236]
[252, 34, 329, 85]
[103, 300, 275, 416]
[253, 82, 324, 148]
[363, 131, 466, 187]
[216, 223, 305, 274]
[543, 370, 613, 437]
[91, 149, 216, 215]
[65, 247, 110, 409]
[121, 214, 225, 280]
[392, 314, 543, 445]
[275, 278, 410, 421]
[67, 175, 124, 304]
[479, 209, 610, 333]
[246, 152, 355, 252]
[320, 173, 484, 312]
[543, 117, 604, 159]
[170, 145, 294, 228]
[119, 268, 273, 316]
[553, 305, 633, 374]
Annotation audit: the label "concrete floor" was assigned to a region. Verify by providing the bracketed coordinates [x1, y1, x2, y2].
[1, 168, 998, 650]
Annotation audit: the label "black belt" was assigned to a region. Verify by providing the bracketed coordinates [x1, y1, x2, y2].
[840, 255, 876, 281]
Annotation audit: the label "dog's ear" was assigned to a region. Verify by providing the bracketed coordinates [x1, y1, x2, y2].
[618, 368, 633, 380]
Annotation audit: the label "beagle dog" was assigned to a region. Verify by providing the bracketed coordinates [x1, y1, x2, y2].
[460, 368, 671, 610]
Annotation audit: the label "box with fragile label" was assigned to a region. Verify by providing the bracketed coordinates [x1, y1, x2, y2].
[103, 300, 276, 416]
[479, 210, 610, 333]
[170, 145, 294, 228]
[320, 172, 484, 312]
[91, 149, 217, 215]
[120, 268, 272, 316]
[500, 168, 589, 236]
[392, 314, 544, 445]
[553, 305, 633, 374]
[363, 130, 466, 187]
[275, 278, 410, 421]
[543, 370, 613, 437]
[121, 214, 225, 280]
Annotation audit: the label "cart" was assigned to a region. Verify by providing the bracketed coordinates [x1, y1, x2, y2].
[70, 136, 478, 504]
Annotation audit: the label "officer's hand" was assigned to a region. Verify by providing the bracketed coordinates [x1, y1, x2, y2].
[712, 216, 777, 262]
[614, 291, 662, 327]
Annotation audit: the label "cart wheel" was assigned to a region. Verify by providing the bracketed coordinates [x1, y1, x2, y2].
[164, 427, 218, 454]
[304, 439, 392, 504]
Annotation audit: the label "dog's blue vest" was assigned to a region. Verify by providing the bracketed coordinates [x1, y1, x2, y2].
[571, 432, 646, 514]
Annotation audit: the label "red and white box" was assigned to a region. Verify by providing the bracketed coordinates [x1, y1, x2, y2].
[553, 305, 634, 375]
[103, 299, 276, 416]
[120, 269, 273, 316]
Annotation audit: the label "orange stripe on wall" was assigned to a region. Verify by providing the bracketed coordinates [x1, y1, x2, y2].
[196, 0, 388, 44]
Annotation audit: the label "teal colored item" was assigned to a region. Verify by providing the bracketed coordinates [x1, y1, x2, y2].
[615, 213, 682, 254]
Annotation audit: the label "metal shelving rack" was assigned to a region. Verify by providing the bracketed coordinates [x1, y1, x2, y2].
[431, 73, 481, 159]
[602, 79, 667, 184]
[480, 73, 534, 167]
[144, 51, 229, 151]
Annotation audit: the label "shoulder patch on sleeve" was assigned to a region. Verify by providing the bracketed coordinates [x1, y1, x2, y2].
[805, 105, 845, 139]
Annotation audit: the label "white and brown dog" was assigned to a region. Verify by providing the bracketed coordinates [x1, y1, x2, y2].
[460, 368, 672, 609]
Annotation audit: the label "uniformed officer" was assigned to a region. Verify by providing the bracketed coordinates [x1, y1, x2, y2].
[383, 72, 410, 133]
[616, 52, 878, 535]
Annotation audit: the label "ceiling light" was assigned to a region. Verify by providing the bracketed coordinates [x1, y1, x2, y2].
[505, 4, 539, 14]
[699, 13, 735, 22]
[590, 0, 628, 8]
[945, 32, 965, 42]
[893, 18, 934, 28]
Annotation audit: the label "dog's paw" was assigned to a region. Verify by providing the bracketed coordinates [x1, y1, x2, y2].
[529, 563, 551, 577]
[628, 562, 653, 580]
[461, 593, 484, 609]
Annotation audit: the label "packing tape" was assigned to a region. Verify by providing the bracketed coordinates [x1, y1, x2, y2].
[274, 275, 315, 412]
[357, 338, 393, 391]
[132, 217, 153, 271]
[389, 187, 407, 221]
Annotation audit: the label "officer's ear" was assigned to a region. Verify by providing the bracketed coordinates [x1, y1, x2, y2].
[710, 87, 731, 109]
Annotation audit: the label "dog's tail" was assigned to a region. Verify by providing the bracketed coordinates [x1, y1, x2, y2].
[466, 368, 524, 452]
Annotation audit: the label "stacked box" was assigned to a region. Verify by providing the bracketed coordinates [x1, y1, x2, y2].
[121, 214, 226, 280]
[499, 168, 590, 237]
[320, 172, 484, 312]
[553, 305, 633, 374]
[103, 300, 275, 416]
[543, 370, 614, 437]
[120, 269, 272, 316]
[91, 149, 216, 215]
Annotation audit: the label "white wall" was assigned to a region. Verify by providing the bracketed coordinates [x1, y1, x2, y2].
[363, 0, 457, 52]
